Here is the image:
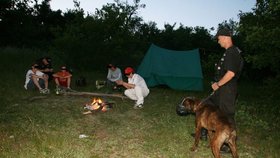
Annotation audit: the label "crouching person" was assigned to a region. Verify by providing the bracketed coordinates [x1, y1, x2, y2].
[53, 65, 72, 91]
[116, 67, 149, 109]
[24, 64, 50, 94]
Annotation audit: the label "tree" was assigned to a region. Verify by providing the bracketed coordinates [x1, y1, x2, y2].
[239, 0, 280, 79]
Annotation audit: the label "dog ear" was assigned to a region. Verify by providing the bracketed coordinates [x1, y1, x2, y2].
[184, 97, 195, 109]
[186, 97, 195, 103]
[185, 97, 197, 111]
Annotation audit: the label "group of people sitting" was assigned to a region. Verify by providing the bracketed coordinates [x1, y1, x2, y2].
[105, 64, 150, 109]
[24, 59, 150, 109]
[24, 57, 72, 94]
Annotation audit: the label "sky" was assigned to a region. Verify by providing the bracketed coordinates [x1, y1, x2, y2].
[45, 0, 256, 31]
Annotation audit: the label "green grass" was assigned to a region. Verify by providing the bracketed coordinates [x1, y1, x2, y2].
[0, 47, 279, 158]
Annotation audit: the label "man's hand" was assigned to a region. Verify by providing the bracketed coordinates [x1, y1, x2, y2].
[211, 82, 219, 91]
[116, 80, 123, 85]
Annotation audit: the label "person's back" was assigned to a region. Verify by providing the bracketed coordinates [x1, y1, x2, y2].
[128, 73, 148, 91]
[36, 57, 53, 81]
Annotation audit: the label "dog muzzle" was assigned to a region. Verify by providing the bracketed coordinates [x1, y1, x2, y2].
[176, 104, 188, 116]
[176, 98, 190, 116]
[176, 98, 193, 116]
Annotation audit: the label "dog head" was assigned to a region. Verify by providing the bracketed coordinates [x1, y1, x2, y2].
[176, 97, 197, 116]
[182, 97, 201, 112]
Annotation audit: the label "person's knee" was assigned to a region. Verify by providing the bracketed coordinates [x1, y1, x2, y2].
[43, 74, 49, 80]
[31, 76, 37, 81]
[124, 89, 129, 96]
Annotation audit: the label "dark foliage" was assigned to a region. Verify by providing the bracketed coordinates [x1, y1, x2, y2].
[1, 0, 279, 82]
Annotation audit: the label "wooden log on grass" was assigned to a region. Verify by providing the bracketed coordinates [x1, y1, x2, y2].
[64, 91, 129, 99]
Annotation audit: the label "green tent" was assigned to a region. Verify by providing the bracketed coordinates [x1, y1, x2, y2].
[137, 44, 203, 91]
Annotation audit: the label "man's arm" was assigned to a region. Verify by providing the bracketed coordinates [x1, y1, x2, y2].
[116, 80, 135, 89]
[212, 70, 235, 90]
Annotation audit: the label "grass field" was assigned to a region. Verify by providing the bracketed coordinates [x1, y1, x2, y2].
[0, 48, 279, 158]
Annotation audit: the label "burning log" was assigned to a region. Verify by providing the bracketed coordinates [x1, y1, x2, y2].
[64, 91, 128, 99]
[83, 97, 114, 114]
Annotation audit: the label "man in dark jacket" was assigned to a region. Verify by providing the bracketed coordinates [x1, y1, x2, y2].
[36, 57, 54, 81]
[206, 28, 243, 152]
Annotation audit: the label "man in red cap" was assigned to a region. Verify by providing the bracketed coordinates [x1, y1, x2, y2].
[116, 67, 150, 109]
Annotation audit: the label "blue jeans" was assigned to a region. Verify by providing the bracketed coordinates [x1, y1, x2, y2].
[27, 79, 45, 89]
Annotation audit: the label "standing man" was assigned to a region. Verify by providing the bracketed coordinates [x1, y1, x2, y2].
[207, 28, 243, 152]
[116, 67, 150, 109]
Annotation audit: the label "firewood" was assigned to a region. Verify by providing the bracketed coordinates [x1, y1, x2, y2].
[63, 91, 128, 99]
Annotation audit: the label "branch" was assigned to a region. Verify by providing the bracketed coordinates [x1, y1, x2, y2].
[64, 91, 129, 99]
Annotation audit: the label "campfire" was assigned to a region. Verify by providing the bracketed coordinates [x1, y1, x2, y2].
[83, 98, 113, 114]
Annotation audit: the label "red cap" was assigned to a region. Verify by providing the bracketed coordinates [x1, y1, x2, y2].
[124, 67, 134, 75]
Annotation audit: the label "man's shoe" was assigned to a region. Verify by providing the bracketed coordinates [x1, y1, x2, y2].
[190, 133, 207, 141]
[191, 128, 208, 141]
[39, 88, 45, 94]
[220, 144, 231, 154]
[133, 104, 143, 109]
[39, 88, 49, 94]
[44, 88, 50, 94]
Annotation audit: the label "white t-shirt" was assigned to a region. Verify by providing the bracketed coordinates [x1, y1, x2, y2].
[24, 70, 44, 89]
[128, 74, 149, 91]
[107, 67, 123, 82]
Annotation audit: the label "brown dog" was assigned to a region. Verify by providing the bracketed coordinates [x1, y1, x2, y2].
[182, 97, 238, 158]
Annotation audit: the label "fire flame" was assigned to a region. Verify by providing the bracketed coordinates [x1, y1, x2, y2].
[83, 98, 111, 113]
[90, 98, 103, 110]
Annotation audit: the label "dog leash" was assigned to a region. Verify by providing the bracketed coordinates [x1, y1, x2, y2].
[178, 91, 215, 110]
[199, 91, 215, 105]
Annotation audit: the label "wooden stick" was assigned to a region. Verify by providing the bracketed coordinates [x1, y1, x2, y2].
[64, 91, 129, 99]
[27, 96, 48, 102]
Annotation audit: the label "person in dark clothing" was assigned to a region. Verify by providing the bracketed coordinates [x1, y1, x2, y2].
[205, 28, 244, 152]
[209, 28, 243, 128]
[36, 57, 54, 81]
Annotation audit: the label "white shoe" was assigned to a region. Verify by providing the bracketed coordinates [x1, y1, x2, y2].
[39, 89, 45, 94]
[133, 104, 143, 109]
[44, 88, 50, 94]
[39, 88, 49, 94]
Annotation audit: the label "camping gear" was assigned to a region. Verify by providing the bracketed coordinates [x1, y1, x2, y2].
[95, 80, 106, 89]
[137, 44, 203, 91]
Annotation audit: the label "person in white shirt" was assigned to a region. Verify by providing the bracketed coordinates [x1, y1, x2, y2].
[24, 64, 50, 94]
[116, 67, 149, 109]
[106, 64, 123, 89]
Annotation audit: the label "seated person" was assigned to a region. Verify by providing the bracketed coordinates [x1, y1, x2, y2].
[24, 64, 50, 94]
[36, 57, 54, 81]
[106, 64, 123, 89]
[53, 65, 72, 89]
